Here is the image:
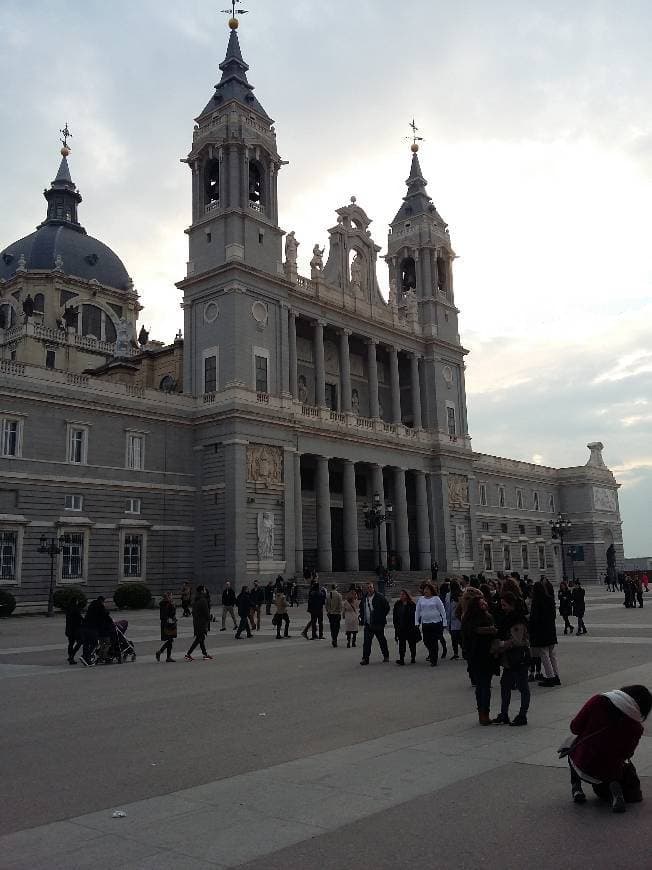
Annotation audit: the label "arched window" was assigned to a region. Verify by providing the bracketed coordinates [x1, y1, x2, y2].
[81, 305, 102, 339]
[204, 158, 220, 204]
[104, 316, 117, 344]
[400, 256, 417, 293]
[0, 303, 16, 329]
[33, 293, 45, 314]
[248, 160, 265, 207]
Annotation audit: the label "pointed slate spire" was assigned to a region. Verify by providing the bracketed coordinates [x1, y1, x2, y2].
[38, 150, 83, 230]
[392, 147, 444, 225]
[53, 154, 74, 187]
[198, 25, 272, 122]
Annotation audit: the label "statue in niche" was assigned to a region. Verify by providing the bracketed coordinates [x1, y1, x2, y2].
[351, 388, 360, 415]
[350, 252, 362, 290]
[257, 511, 275, 561]
[284, 231, 298, 274]
[405, 288, 418, 320]
[448, 474, 469, 508]
[297, 374, 308, 404]
[455, 523, 466, 558]
[63, 305, 79, 330]
[114, 318, 132, 356]
[310, 244, 324, 278]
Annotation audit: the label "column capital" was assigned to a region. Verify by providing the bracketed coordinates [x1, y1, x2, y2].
[409, 350, 422, 361]
[339, 327, 353, 337]
[280, 301, 290, 311]
[364, 336, 378, 347]
[314, 318, 327, 329]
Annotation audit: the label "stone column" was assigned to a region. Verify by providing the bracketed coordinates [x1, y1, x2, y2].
[414, 470, 431, 570]
[421, 247, 433, 298]
[289, 310, 298, 400]
[294, 452, 303, 575]
[280, 303, 290, 396]
[339, 329, 352, 413]
[410, 352, 422, 429]
[366, 339, 380, 418]
[393, 467, 411, 570]
[389, 347, 402, 424]
[342, 460, 359, 571]
[223, 439, 248, 586]
[284, 448, 296, 575]
[372, 464, 388, 568]
[314, 320, 326, 408]
[228, 144, 239, 209]
[316, 455, 332, 571]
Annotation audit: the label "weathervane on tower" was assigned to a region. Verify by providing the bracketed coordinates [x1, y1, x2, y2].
[221, 0, 249, 29]
[406, 118, 424, 153]
[60, 122, 72, 157]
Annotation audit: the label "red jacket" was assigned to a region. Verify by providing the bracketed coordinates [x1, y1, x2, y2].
[569, 694, 643, 782]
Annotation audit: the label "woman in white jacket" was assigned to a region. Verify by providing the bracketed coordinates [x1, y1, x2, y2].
[416, 582, 448, 667]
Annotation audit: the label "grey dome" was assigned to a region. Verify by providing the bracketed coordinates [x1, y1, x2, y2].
[0, 222, 131, 291]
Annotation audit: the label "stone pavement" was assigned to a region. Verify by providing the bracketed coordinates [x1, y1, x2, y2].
[0, 586, 650, 869]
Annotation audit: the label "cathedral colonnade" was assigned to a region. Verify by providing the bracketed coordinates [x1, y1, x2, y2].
[290, 453, 437, 576]
[287, 311, 424, 430]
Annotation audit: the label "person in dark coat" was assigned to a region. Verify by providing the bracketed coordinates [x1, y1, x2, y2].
[572, 579, 587, 634]
[264, 581, 275, 615]
[180, 582, 192, 617]
[493, 591, 530, 726]
[359, 582, 390, 665]
[234, 586, 253, 639]
[393, 590, 419, 665]
[220, 580, 237, 630]
[460, 589, 498, 724]
[65, 597, 84, 664]
[529, 580, 560, 687]
[301, 582, 324, 640]
[558, 580, 574, 634]
[156, 592, 177, 662]
[80, 596, 112, 667]
[185, 586, 212, 660]
[568, 684, 651, 811]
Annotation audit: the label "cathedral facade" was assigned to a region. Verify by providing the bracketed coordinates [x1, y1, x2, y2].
[0, 23, 624, 605]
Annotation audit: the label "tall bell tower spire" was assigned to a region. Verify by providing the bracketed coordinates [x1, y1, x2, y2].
[183, 13, 284, 278]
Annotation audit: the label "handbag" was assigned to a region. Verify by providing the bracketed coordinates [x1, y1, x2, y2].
[164, 617, 178, 639]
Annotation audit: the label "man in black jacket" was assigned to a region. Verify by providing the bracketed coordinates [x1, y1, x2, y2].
[235, 586, 253, 639]
[221, 580, 237, 631]
[302, 582, 324, 640]
[359, 582, 390, 665]
[265, 580, 275, 615]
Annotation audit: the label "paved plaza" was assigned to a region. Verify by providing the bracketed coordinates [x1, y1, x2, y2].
[0, 585, 650, 869]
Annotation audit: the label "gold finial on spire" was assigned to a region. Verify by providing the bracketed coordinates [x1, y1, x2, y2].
[221, 0, 249, 29]
[60, 122, 72, 157]
[405, 118, 424, 153]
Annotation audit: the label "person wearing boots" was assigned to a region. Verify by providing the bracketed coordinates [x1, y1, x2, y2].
[393, 589, 418, 665]
[156, 592, 177, 662]
[185, 586, 212, 660]
[221, 580, 237, 630]
[461, 591, 498, 725]
[558, 580, 574, 635]
[567, 685, 651, 812]
[572, 579, 587, 634]
[342, 590, 359, 648]
[325, 584, 343, 647]
[530, 580, 561, 687]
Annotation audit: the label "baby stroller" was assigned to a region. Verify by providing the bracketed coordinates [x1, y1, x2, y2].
[96, 619, 137, 664]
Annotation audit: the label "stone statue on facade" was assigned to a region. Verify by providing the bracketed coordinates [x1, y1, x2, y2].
[405, 288, 418, 321]
[284, 231, 298, 278]
[310, 244, 324, 279]
[257, 511, 275, 561]
[297, 374, 308, 404]
[350, 252, 362, 291]
[351, 388, 360, 416]
[54, 254, 64, 271]
[114, 318, 132, 357]
[455, 523, 466, 558]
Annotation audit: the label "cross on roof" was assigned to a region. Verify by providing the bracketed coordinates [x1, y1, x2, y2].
[406, 118, 424, 147]
[221, 1, 249, 19]
[60, 122, 72, 150]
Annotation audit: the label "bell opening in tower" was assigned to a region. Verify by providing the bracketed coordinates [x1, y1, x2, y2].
[248, 160, 265, 210]
[400, 256, 417, 293]
[204, 158, 220, 205]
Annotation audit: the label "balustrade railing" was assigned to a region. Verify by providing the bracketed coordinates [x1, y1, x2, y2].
[301, 404, 320, 418]
[0, 359, 26, 376]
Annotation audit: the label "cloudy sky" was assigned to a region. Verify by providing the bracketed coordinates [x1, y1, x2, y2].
[1, 1, 650, 556]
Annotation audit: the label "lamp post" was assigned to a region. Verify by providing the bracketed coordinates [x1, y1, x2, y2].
[549, 514, 572, 582]
[39, 534, 67, 617]
[363, 492, 393, 574]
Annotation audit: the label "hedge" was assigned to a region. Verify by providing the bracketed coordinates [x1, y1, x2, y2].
[0, 589, 17, 617]
[113, 582, 153, 610]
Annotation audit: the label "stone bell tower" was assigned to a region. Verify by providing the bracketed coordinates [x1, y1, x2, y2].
[183, 18, 285, 279]
[386, 142, 459, 346]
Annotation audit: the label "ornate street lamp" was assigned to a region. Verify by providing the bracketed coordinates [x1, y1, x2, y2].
[39, 534, 67, 617]
[549, 513, 572, 582]
[363, 492, 393, 574]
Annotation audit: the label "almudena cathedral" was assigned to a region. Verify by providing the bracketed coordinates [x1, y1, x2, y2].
[0, 21, 624, 607]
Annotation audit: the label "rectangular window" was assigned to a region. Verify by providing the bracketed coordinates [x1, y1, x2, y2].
[64, 494, 83, 512]
[0, 530, 17, 581]
[481, 521, 489, 532]
[123, 534, 142, 578]
[67, 427, 87, 465]
[325, 382, 338, 411]
[518, 524, 525, 535]
[548, 494, 555, 513]
[126, 433, 144, 470]
[446, 405, 457, 436]
[46, 349, 56, 369]
[204, 354, 217, 394]
[255, 354, 269, 394]
[535, 525, 542, 537]
[533, 490, 540, 511]
[61, 533, 84, 581]
[126, 497, 141, 515]
[500, 522, 508, 534]
[483, 542, 493, 571]
[503, 544, 512, 571]
[516, 488, 523, 509]
[521, 543, 529, 570]
[538, 544, 546, 570]
[1, 419, 21, 457]
[479, 483, 487, 506]
[498, 486, 506, 508]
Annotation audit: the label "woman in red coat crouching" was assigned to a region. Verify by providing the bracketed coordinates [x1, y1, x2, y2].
[568, 685, 651, 812]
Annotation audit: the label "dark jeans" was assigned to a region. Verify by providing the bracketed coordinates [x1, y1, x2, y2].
[529, 655, 542, 675]
[500, 664, 530, 717]
[397, 635, 417, 663]
[235, 616, 252, 638]
[328, 614, 341, 645]
[67, 637, 82, 660]
[81, 626, 98, 662]
[562, 615, 572, 631]
[275, 613, 290, 637]
[362, 625, 389, 661]
[474, 670, 492, 712]
[304, 612, 323, 638]
[422, 622, 444, 665]
[187, 632, 208, 656]
[346, 631, 357, 647]
[577, 616, 586, 633]
[450, 629, 462, 657]
[158, 638, 174, 659]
